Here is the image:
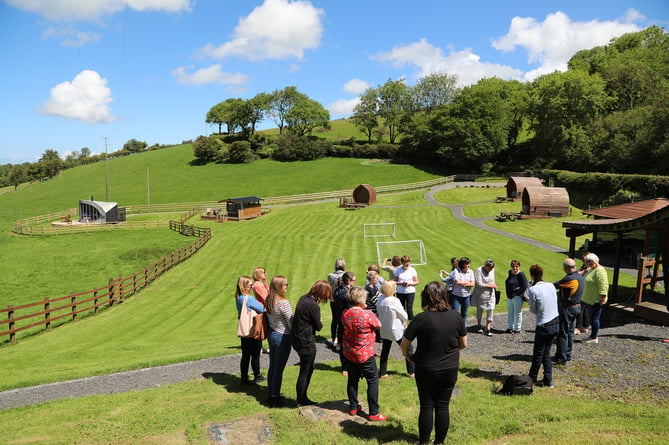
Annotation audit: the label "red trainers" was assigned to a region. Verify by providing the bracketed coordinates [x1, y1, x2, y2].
[349, 405, 362, 416]
[368, 413, 387, 421]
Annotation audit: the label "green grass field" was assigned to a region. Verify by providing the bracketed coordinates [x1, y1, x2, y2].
[0, 151, 659, 444]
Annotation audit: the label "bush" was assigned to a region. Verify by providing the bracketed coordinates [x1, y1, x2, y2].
[271, 134, 330, 161]
[193, 135, 223, 163]
[227, 141, 256, 164]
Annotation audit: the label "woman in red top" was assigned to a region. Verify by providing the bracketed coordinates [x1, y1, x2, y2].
[341, 286, 387, 421]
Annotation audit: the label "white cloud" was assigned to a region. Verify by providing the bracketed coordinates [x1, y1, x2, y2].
[343, 79, 369, 95]
[36, 70, 116, 124]
[171, 65, 249, 88]
[327, 98, 360, 117]
[492, 10, 641, 80]
[373, 38, 523, 86]
[197, 0, 324, 61]
[6, 0, 193, 21]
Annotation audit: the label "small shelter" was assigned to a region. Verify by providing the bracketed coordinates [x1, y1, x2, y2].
[506, 176, 543, 199]
[220, 196, 263, 221]
[340, 184, 376, 209]
[562, 198, 668, 324]
[78, 200, 123, 223]
[521, 186, 570, 217]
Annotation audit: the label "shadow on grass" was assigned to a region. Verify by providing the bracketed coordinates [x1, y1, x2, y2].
[339, 417, 416, 444]
[202, 372, 272, 407]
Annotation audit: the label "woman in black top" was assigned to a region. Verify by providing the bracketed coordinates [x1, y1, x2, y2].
[291, 280, 331, 406]
[401, 281, 467, 445]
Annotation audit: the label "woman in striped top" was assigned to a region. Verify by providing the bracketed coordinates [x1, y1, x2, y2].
[266, 275, 293, 407]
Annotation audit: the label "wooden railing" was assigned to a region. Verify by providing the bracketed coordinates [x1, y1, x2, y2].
[0, 223, 211, 344]
[263, 176, 456, 205]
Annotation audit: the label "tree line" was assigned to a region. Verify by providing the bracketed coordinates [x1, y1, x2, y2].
[195, 26, 668, 177]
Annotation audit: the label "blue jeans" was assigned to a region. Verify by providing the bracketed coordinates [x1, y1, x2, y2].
[507, 295, 524, 331]
[415, 366, 459, 444]
[555, 305, 580, 363]
[588, 302, 603, 339]
[450, 295, 471, 326]
[344, 355, 380, 416]
[530, 322, 559, 385]
[268, 329, 292, 397]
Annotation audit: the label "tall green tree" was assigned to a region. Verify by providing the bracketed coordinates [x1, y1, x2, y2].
[377, 79, 409, 144]
[350, 87, 379, 143]
[529, 70, 610, 169]
[410, 72, 459, 115]
[285, 98, 330, 137]
[269, 86, 305, 134]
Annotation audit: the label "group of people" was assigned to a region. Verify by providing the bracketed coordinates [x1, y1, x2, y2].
[325, 255, 466, 442]
[234, 251, 608, 444]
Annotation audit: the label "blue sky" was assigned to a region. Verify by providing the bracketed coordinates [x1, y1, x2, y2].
[1, 0, 667, 165]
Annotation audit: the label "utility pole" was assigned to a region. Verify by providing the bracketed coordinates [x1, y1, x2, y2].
[103, 136, 109, 201]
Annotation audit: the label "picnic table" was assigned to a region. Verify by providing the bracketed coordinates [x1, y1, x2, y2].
[496, 212, 520, 222]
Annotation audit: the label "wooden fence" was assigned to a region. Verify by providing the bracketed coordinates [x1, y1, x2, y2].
[0, 222, 211, 344]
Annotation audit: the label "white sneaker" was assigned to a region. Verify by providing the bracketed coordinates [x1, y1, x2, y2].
[584, 337, 598, 344]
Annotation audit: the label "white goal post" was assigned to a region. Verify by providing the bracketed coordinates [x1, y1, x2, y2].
[376, 240, 427, 266]
[363, 222, 396, 239]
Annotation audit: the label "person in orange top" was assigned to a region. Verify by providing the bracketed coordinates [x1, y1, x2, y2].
[252, 267, 270, 354]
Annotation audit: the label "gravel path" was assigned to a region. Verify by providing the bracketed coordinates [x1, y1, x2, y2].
[2, 309, 667, 410]
[2, 182, 668, 410]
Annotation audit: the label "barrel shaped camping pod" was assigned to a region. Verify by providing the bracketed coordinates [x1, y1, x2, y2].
[352, 184, 377, 206]
[506, 177, 543, 199]
[521, 186, 570, 217]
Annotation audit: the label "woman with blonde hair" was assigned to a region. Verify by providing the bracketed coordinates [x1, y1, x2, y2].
[235, 276, 265, 386]
[377, 279, 415, 378]
[266, 275, 293, 407]
[252, 266, 270, 353]
[342, 286, 386, 421]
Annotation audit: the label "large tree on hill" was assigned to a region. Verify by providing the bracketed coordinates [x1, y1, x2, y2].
[206, 98, 248, 134]
[285, 98, 330, 136]
[377, 78, 410, 144]
[247, 92, 272, 137]
[269, 86, 306, 134]
[351, 87, 379, 143]
[528, 70, 610, 170]
[410, 72, 459, 115]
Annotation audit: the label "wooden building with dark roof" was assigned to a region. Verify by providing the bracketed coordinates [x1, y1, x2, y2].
[562, 198, 669, 323]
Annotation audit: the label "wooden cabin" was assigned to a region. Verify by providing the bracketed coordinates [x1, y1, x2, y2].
[220, 196, 264, 221]
[521, 186, 570, 217]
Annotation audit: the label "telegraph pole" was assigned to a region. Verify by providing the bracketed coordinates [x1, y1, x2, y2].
[103, 137, 109, 201]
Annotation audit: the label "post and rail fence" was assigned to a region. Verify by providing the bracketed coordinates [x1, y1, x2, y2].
[0, 222, 211, 345]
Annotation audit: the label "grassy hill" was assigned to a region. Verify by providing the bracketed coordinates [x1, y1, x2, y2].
[259, 118, 385, 143]
[0, 145, 436, 216]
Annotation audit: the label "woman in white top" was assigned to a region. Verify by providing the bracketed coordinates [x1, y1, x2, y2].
[376, 280, 415, 378]
[472, 259, 497, 336]
[394, 255, 419, 320]
[448, 257, 475, 327]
